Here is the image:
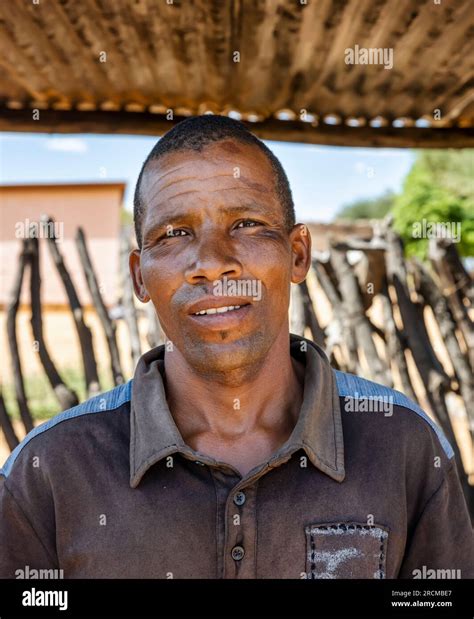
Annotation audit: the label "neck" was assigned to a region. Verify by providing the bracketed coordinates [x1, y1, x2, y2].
[164, 330, 305, 452]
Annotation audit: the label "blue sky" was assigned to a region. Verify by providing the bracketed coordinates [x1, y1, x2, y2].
[0, 133, 415, 222]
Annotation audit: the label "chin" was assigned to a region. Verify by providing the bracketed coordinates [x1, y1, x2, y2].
[182, 330, 269, 377]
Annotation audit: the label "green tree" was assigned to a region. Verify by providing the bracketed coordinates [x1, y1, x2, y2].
[392, 150, 474, 259]
[337, 190, 396, 220]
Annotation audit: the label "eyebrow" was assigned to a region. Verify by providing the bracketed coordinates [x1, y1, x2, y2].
[143, 203, 274, 238]
[217, 204, 274, 217]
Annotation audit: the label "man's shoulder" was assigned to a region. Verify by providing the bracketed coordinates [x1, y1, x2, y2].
[333, 369, 454, 460]
[0, 380, 133, 480]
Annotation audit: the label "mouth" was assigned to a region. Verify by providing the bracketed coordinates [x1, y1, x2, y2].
[187, 301, 252, 330]
[192, 304, 249, 316]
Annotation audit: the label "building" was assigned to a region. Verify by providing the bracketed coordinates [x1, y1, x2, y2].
[0, 182, 125, 308]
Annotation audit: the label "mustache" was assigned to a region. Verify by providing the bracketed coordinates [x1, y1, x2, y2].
[172, 279, 263, 308]
[172, 284, 216, 308]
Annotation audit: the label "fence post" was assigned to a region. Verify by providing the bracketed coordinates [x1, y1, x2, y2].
[43, 216, 101, 398]
[385, 227, 472, 510]
[27, 235, 79, 411]
[299, 279, 325, 348]
[330, 245, 392, 386]
[6, 240, 34, 433]
[0, 387, 19, 451]
[120, 227, 141, 366]
[75, 227, 124, 386]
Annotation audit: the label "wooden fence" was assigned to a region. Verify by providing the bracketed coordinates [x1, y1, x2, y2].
[1, 216, 472, 518]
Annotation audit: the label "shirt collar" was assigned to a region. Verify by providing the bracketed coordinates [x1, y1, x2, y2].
[129, 334, 345, 488]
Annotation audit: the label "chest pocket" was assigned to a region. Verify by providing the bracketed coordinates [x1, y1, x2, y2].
[305, 522, 389, 579]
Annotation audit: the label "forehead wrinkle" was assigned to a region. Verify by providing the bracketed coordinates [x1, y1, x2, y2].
[164, 168, 243, 186]
[144, 154, 273, 188]
[241, 175, 270, 193]
[141, 154, 278, 223]
[144, 174, 262, 208]
[150, 189, 204, 208]
[144, 158, 194, 181]
[141, 164, 196, 199]
[149, 190, 277, 221]
[146, 189, 203, 225]
[145, 201, 276, 228]
[204, 186, 271, 195]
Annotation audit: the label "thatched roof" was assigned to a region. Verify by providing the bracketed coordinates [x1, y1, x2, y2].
[1, 0, 473, 147]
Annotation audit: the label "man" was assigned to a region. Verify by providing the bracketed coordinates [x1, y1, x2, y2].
[1, 115, 472, 579]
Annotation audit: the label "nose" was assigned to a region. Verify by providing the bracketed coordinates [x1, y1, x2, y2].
[184, 233, 243, 284]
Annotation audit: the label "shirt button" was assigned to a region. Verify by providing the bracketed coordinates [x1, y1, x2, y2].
[231, 545, 245, 561]
[233, 491, 246, 506]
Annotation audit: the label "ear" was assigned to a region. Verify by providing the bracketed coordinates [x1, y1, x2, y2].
[289, 224, 312, 284]
[129, 249, 150, 303]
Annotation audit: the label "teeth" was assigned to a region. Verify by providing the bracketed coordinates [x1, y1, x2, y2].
[194, 305, 241, 316]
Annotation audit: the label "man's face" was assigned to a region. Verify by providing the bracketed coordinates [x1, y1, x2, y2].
[130, 139, 310, 376]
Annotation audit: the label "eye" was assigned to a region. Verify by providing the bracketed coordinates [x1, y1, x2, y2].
[236, 219, 262, 229]
[161, 228, 188, 239]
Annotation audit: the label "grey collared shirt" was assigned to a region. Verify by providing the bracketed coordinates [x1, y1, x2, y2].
[1, 335, 473, 578]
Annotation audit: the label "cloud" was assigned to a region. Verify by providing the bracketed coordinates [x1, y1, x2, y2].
[44, 138, 88, 153]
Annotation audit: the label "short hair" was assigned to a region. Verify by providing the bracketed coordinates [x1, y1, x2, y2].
[133, 115, 295, 248]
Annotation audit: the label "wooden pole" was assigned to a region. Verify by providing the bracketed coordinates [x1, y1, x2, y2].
[380, 281, 417, 402]
[75, 227, 124, 385]
[6, 240, 34, 433]
[429, 239, 474, 369]
[299, 279, 325, 348]
[312, 258, 359, 374]
[0, 387, 19, 451]
[43, 217, 101, 397]
[384, 228, 471, 506]
[330, 246, 392, 387]
[120, 227, 141, 366]
[431, 238, 473, 305]
[27, 236, 79, 411]
[415, 260, 474, 440]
